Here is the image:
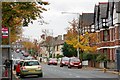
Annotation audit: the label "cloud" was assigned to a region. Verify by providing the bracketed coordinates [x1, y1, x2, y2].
[23, 0, 108, 40]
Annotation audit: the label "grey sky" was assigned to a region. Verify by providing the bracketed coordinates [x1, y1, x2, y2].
[23, 0, 108, 40]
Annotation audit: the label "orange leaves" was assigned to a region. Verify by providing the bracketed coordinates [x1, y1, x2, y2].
[65, 19, 98, 53]
[22, 41, 35, 50]
[66, 30, 98, 53]
[42, 1, 49, 5]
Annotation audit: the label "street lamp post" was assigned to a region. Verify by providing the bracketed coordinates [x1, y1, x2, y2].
[62, 12, 81, 58]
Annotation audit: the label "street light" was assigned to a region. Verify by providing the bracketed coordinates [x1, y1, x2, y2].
[62, 12, 81, 58]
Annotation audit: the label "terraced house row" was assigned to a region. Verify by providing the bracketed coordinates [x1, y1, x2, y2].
[88, 0, 120, 68]
[69, 0, 120, 68]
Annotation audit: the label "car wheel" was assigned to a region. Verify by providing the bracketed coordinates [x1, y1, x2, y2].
[38, 73, 43, 77]
[68, 65, 71, 68]
[20, 75, 24, 78]
[78, 66, 82, 69]
[60, 64, 63, 67]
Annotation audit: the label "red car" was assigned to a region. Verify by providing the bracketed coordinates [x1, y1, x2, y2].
[16, 60, 24, 76]
[60, 57, 69, 67]
[68, 57, 82, 69]
[48, 58, 57, 65]
[23, 52, 29, 57]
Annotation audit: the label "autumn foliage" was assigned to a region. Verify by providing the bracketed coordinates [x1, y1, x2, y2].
[65, 20, 98, 53]
[2, 2, 49, 44]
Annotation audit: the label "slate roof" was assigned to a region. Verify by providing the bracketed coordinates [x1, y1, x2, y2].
[116, 1, 120, 13]
[109, 1, 114, 15]
[94, 5, 100, 30]
[99, 2, 109, 19]
[94, 5, 100, 23]
[81, 13, 94, 26]
[54, 40, 65, 46]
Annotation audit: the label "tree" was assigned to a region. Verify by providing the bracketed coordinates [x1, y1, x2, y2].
[96, 53, 109, 62]
[22, 41, 34, 51]
[65, 19, 98, 54]
[62, 42, 77, 57]
[2, 2, 49, 44]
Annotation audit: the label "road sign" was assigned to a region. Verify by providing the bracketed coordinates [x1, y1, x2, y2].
[2, 27, 8, 38]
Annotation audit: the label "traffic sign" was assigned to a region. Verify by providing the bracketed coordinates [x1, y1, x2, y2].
[2, 27, 8, 38]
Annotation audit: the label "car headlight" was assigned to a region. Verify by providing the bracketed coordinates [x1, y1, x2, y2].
[62, 62, 65, 64]
[70, 62, 73, 65]
[79, 63, 81, 65]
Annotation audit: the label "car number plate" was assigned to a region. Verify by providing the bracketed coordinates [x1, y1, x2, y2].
[74, 65, 78, 66]
[29, 70, 35, 72]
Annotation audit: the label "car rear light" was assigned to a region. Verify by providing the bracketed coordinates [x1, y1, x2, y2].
[21, 66, 26, 70]
[37, 66, 42, 70]
[38, 66, 42, 69]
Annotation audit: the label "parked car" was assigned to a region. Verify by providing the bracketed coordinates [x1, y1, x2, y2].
[24, 56, 35, 60]
[48, 58, 57, 65]
[60, 57, 69, 67]
[20, 60, 43, 78]
[68, 57, 82, 69]
[23, 52, 29, 57]
[16, 60, 24, 76]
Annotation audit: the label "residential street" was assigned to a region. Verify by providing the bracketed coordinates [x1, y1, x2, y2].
[11, 51, 119, 80]
[17, 64, 119, 80]
[1, 1, 120, 80]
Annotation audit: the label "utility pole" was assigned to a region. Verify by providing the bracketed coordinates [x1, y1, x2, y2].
[77, 14, 81, 59]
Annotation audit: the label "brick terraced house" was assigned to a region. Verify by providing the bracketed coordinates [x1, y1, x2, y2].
[94, 0, 120, 68]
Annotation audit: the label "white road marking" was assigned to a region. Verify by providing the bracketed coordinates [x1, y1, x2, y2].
[76, 76, 81, 78]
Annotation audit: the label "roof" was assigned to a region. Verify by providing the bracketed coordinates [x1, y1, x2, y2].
[81, 13, 94, 26]
[99, 2, 109, 19]
[94, 5, 100, 22]
[109, 2, 114, 15]
[54, 40, 65, 46]
[116, 1, 120, 13]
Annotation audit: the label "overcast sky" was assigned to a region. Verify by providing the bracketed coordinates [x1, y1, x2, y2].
[22, 0, 108, 40]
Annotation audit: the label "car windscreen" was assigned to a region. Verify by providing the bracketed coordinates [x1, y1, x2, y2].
[24, 61, 40, 66]
[49, 58, 57, 61]
[71, 58, 80, 62]
[62, 57, 69, 61]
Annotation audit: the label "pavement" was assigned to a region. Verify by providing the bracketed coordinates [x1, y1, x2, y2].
[82, 67, 120, 75]
[12, 71, 19, 80]
[0, 75, 18, 80]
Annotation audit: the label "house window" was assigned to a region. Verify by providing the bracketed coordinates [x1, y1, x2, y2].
[103, 48, 107, 54]
[102, 19, 106, 26]
[103, 30, 109, 41]
[57, 45, 59, 51]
